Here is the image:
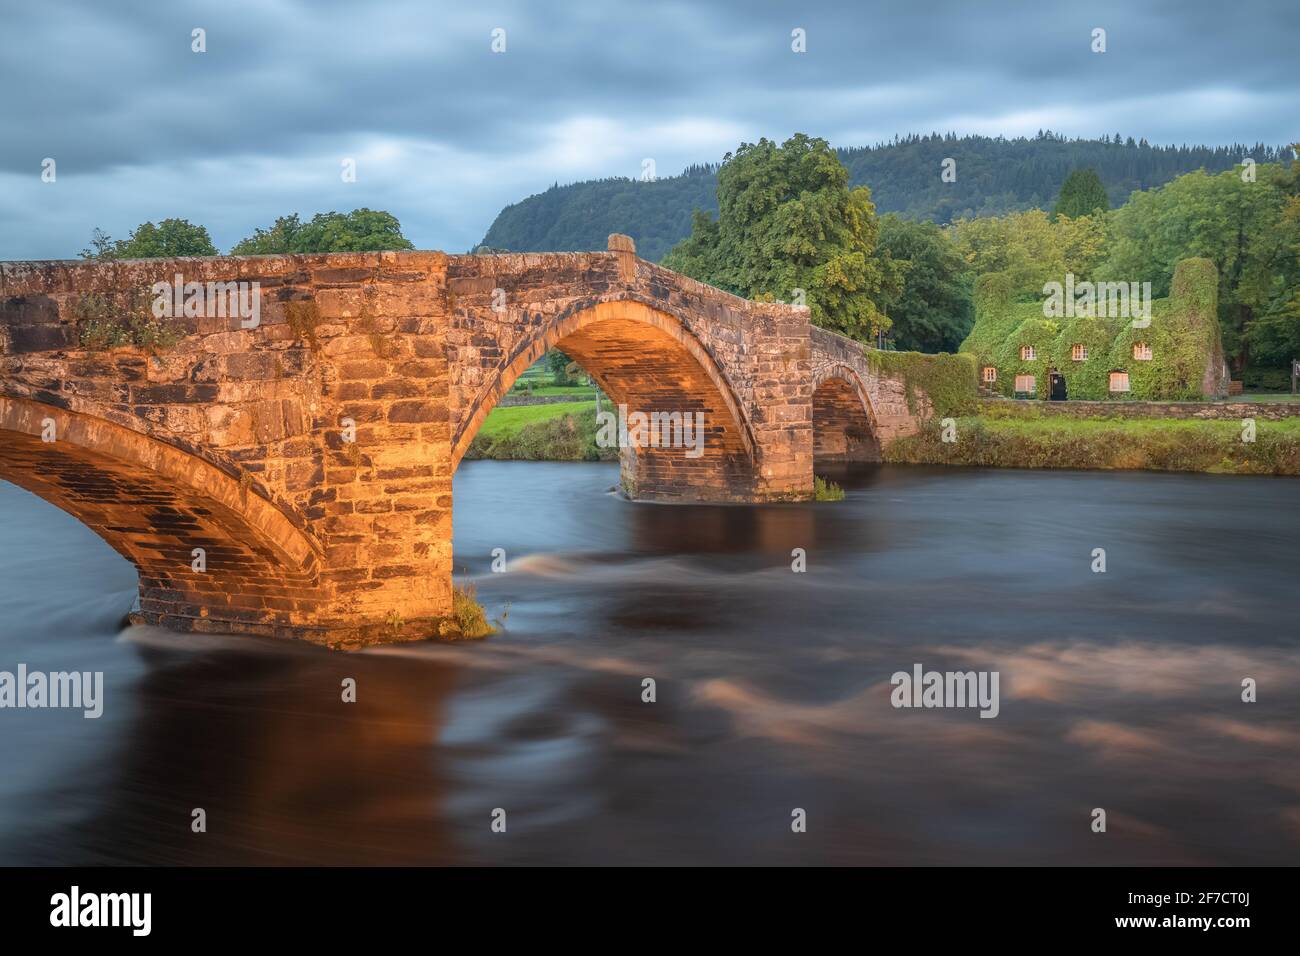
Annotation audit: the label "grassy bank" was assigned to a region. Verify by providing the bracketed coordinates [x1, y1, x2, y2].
[466, 401, 618, 461]
[885, 414, 1300, 475]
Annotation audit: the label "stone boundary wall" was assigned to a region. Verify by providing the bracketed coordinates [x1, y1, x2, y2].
[497, 392, 597, 407]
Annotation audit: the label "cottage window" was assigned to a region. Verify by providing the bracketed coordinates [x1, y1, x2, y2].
[1020, 345, 1036, 361]
[1133, 342, 1152, 361]
[982, 366, 997, 383]
[1109, 371, 1130, 392]
[1015, 375, 1036, 393]
[1071, 344, 1088, 361]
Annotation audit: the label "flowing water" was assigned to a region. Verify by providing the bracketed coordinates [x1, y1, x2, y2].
[1, 461, 1297, 865]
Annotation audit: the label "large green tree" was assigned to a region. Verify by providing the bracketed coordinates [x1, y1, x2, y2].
[1102, 165, 1294, 368]
[81, 219, 218, 260]
[873, 215, 974, 352]
[663, 134, 898, 340]
[230, 209, 415, 254]
[1238, 150, 1300, 366]
[1052, 168, 1109, 219]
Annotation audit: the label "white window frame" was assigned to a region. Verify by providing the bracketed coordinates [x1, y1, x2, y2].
[1020, 345, 1037, 361]
[1015, 374, 1036, 394]
[982, 366, 997, 383]
[1109, 371, 1131, 392]
[1071, 344, 1088, 362]
[1133, 342, 1152, 361]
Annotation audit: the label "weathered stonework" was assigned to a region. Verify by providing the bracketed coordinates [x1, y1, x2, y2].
[0, 238, 931, 645]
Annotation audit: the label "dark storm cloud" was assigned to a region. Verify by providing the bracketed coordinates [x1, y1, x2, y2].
[1, 0, 1295, 258]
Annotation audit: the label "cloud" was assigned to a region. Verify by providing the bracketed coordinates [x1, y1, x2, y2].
[1, 0, 1295, 258]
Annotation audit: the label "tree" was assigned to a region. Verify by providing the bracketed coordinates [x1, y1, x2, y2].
[1240, 149, 1300, 366]
[663, 134, 898, 341]
[1102, 166, 1290, 368]
[547, 349, 579, 385]
[1053, 168, 1109, 219]
[872, 216, 974, 353]
[80, 219, 217, 260]
[230, 209, 415, 254]
[948, 208, 1106, 298]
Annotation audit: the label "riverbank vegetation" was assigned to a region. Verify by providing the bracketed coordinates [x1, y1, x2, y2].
[438, 585, 495, 640]
[466, 402, 618, 462]
[814, 476, 846, 500]
[885, 413, 1300, 475]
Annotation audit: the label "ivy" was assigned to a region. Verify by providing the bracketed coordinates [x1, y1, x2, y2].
[960, 258, 1224, 401]
[866, 348, 978, 419]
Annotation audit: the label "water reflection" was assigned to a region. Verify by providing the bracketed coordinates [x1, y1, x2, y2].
[1, 463, 1298, 865]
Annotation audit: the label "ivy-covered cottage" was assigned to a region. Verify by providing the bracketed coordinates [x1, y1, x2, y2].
[960, 258, 1229, 401]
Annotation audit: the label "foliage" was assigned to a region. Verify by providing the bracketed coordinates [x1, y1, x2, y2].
[885, 414, 1300, 476]
[1242, 365, 1293, 391]
[479, 133, 1289, 255]
[1101, 164, 1296, 368]
[439, 585, 495, 640]
[866, 349, 978, 418]
[547, 349, 580, 385]
[961, 258, 1225, 400]
[466, 402, 618, 461]
[75, 288, 183, 352]
[947, 208, 1107, 299]
[230, 209, 415, 254]
[80, 219, 217, 260]
[1237, 147, 1300, 365]
[1052, 168, 1109, 219]
[991, 316, 1060, 399]
[480, 164, 719, 261]
[1050, 313, 1126, 399]
[663, 134, 898, 340]
[813, 476, 845, 501]
[873, 215, 973, 352]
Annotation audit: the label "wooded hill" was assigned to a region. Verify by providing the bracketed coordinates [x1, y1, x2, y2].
[479, 133, 1292, 261]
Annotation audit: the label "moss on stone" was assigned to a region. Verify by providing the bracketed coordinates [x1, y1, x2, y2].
[285, 300, 322, 351]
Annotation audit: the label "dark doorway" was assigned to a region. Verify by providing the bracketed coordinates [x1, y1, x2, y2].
[1049, 370, 1067, 401]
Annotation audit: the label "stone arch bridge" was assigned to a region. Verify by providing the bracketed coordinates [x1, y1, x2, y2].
[0, 236, 941, 645]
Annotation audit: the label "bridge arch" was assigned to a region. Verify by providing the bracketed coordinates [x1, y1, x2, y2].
[0, 397, 322, 633]
[454, 298, 758, 500]
[811, 364, 881, 464]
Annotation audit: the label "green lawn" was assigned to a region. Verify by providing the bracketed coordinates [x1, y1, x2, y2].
[1238, 392, 1300, 403]
[477, 400, 597, 438]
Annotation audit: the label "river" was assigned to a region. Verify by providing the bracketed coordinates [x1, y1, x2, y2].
[1, 461, 1297, 865]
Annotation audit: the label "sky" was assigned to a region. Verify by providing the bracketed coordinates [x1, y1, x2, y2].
[1, 0, 1296, 260]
